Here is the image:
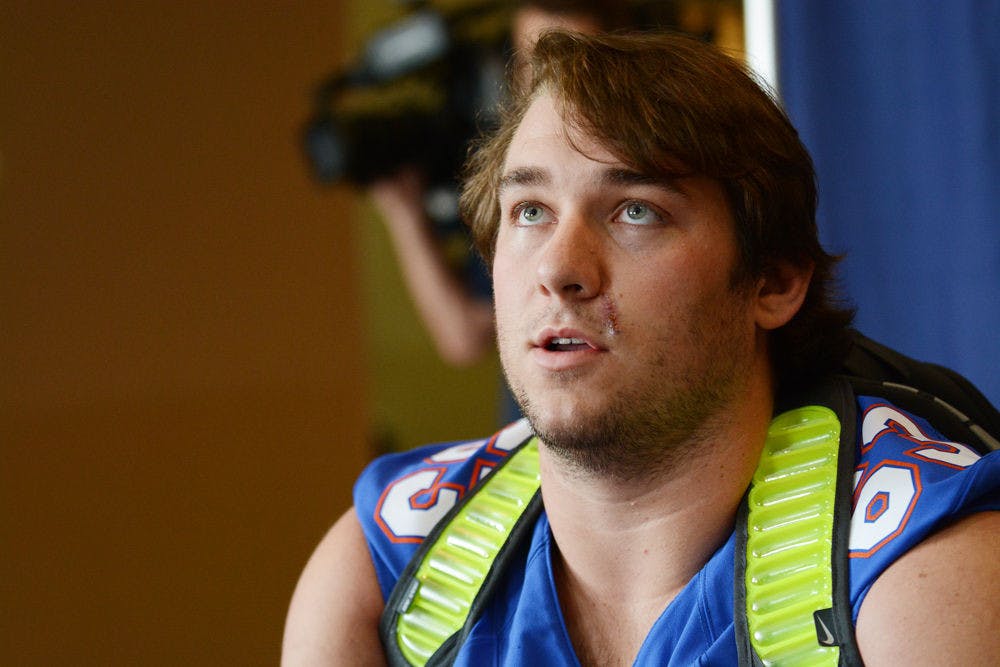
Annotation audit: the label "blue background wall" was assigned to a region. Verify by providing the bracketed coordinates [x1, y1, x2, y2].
[778, 1, 1000, 405]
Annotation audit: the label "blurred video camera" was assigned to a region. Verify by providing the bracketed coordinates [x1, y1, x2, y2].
[302, 1, 510, 200]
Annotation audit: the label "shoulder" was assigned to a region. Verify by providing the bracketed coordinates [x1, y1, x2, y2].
[282, 508, 387, 666]
[354, 420, 534, 597]
[281, 420, 534, 665]
[855, 510, 1000, 666]
[848, 396, 999, 601]
[850, 396, 999, 555]
[849, 395, 1000, 664]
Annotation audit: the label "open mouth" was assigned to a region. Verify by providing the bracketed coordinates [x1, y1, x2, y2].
[545, 337, 594, 352]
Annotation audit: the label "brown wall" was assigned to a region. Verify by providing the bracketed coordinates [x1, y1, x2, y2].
[1, 3, 371, 664]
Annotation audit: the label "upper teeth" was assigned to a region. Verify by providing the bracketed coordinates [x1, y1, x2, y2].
[552, 337, 584, 345]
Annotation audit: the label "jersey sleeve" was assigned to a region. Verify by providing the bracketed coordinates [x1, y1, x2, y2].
[352, 419, 532, 600]
[847, 396, 1000, 621]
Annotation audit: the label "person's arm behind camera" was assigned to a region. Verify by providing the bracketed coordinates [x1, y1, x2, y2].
[369, 168, 495, 366]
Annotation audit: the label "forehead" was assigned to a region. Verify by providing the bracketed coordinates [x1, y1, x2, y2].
[503, 93, 614, 170]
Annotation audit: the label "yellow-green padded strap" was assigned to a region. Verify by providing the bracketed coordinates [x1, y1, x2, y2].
[395, 438, 541, 666]
[745, 405, 842, 666]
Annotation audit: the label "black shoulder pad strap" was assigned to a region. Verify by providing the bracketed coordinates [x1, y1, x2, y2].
[848, 377, 1000, 455]
[379, 435, 542, 667]
[842, 331, 1000, 451]
[733, 508, 766, 667]
[822, 378, 865, 667]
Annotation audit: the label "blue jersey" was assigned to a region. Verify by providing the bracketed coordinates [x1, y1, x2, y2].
[355, 397, 1000, 665]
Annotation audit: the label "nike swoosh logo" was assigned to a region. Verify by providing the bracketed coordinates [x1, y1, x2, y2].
[815, 614, 836, 646]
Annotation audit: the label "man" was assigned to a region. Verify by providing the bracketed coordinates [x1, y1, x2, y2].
[284, 31, 1000, 665]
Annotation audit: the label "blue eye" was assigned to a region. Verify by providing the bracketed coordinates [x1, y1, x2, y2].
[618, 201, 661, 225]
[516, 203, 550, 225]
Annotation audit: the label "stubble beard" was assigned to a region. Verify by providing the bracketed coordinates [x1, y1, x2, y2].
[501, 297, 757, 484]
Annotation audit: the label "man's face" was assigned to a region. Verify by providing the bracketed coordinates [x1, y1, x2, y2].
[493, 93, 763, 472]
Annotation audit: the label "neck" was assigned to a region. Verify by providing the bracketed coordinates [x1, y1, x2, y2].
[539, 408, 767, 595]
[538, 364, 775, 665]
[540, 367, 774, 566]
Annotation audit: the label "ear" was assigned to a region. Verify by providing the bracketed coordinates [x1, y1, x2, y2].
[753, 261, 813, 331]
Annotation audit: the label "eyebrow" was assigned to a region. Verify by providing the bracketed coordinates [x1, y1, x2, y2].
[499, 167, 548, 192]
[498, 165, 689, 199]
[602, 168, 690, 198]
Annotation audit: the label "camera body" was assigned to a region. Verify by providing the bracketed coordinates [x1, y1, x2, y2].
[303, 5, 509, 195]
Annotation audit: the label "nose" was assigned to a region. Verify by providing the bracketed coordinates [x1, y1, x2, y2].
[535, 215, 604, 300]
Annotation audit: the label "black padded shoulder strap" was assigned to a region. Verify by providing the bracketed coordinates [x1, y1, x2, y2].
[842, 331, 1000, 453]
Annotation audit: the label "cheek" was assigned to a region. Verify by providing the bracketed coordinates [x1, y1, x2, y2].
[625, 250, 739, 324]
[491, 252, 521, 330]
[492, 224, 535, 289]
[625, 254, 698, 306]
[664, 238, 736, 293]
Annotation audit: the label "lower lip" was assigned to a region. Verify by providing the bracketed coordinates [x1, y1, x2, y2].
[529, 346, 605, 371]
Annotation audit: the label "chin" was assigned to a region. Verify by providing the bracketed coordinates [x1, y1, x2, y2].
[517, 388, 615, 448]
[510, 365, 744, 480]
[516, 381, 606, 428]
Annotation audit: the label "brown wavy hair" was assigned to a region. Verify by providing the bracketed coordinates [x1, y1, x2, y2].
[460, 30, 854, 387]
